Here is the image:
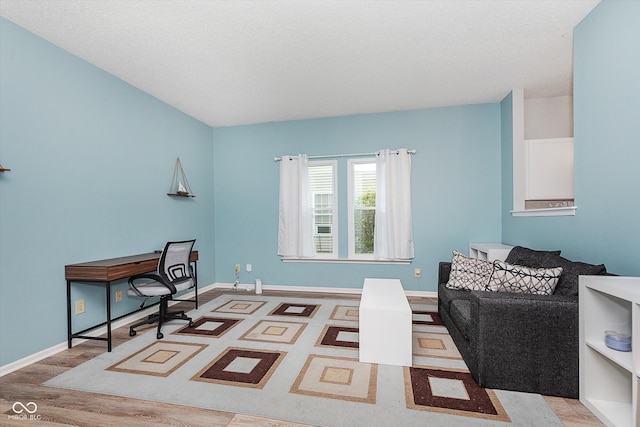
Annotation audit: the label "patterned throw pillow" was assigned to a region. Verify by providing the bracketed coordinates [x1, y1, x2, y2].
[488, 260, 563, 295]
[446, 250, 493, 291]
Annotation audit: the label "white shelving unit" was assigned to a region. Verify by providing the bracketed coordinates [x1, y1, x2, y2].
[468, 243, 514, 262]
[579, 275, 640, 427]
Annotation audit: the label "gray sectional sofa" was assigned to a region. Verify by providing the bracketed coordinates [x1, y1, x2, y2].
[437, 246, 608, 398]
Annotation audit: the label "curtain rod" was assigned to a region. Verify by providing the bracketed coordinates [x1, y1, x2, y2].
[274, 149, 416, 162]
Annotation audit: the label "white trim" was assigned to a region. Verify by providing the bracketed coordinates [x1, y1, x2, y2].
[213, 282, 437, 299]
[0, 342, 70, 378]
[511, 206, 577, 217]
[512, 88, 526, 212]
[0, 283, 217, 377]
[281, 257, 411, 265]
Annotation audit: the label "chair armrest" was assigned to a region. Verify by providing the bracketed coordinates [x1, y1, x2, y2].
[128, 273, 176, 295]
[129, 273, 163, 282]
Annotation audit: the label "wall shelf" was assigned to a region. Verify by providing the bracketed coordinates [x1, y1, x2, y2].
[167, 158, 195, 198]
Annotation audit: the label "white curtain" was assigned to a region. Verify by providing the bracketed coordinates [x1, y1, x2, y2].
[277, 155, 316, 258]
[374, 149, 414, 260]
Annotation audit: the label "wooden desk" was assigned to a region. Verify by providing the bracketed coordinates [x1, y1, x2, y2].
[65, 251, 198, 351]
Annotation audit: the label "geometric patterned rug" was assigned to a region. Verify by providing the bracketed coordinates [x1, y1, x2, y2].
[44, 294, 564, 426]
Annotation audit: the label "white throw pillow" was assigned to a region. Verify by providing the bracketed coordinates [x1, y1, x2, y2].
[487, 260, 563, 295]
[446, 250, 493, 291]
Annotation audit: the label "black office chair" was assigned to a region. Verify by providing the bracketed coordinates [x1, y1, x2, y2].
[127, 239, 196, 339]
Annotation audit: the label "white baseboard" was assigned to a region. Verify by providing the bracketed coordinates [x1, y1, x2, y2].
[1, 282, 436, 377]
[213, 282, 437, 298]
[0, 283, 218, 377]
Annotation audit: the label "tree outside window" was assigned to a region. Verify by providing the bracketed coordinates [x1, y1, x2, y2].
[355, 191, 375, 254]
[350, 160, 376, 257]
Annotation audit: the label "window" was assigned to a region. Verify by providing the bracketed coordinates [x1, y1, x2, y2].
[348, 159, 376, 259]
[285, 154, 412, 263]
[308, 161, 337, 256]
[307, 158, 378, 260]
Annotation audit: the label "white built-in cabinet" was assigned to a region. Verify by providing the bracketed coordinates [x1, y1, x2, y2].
[512, 91, 576, 216]
[580, 275, 640, 427]
[525, 137, 574, 201]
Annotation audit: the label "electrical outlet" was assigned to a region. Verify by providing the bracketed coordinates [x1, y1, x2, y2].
[246, 263, 252, 272]
[115, 290, 123, 302]
[75, 299, 85, 315]
[414, 268, 422, 278]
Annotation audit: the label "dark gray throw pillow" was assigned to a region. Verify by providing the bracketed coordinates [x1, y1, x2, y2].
[504, 246, 562, 268]
[553, 257, 607, 296]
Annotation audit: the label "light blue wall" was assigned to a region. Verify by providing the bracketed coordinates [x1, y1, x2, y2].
[501, 0, 640, 276]
[9, 1, 636, 369]
[212, 105, 503, 291]
[0, 18, 215, 366]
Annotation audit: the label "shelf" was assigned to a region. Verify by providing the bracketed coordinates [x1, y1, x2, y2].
[586, 340, 633, 371]
[0, 167, 10, 172]
[583, 398, 632, 427]
[511, 206, 576, 217]
[580, 275, 640, 427]
[168, 158, 195, 198]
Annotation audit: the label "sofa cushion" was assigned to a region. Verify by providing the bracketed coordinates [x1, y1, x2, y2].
[449, 299, 471, 339]
[446, 250, 493, 291]
[504, 246, 562, 268]
[552, 257, 607, 296]
[488, 260, 563, 295]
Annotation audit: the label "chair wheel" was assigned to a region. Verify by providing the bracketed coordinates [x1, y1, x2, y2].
[129, 330, 136, 337]
[157, 332, 164, 339]
[189, 321, 195, 327]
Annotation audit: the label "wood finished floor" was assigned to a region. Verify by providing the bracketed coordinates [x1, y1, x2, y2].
[0, 288, 604, 427]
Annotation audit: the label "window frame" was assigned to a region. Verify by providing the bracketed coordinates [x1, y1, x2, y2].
[347, 158, 377, 260]
[308, 160, 338, 258]
[281, 156, 411, 265]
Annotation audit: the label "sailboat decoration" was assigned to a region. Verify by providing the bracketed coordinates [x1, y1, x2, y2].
[168, 158, 195, 197]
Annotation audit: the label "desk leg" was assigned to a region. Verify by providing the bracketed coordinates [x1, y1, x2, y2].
[106, 281, 112, 352]
[194, 261, 198, 309]
[67, 280, 72, 348]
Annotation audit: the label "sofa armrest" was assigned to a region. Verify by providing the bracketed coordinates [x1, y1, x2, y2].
[470, 291, 579, 397]
[471, 289, 577, 308]
[438, 261, 451, 285]
[472, 291, 578, 350]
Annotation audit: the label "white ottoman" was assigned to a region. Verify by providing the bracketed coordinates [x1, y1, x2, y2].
[359, 278, 412, 366]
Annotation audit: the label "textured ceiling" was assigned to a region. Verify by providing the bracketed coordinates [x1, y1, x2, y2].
[0, 0, 599, 127]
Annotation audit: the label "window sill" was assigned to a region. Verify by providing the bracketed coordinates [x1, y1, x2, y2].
[511, 206, 577, 217]
[281, 257, 411, 265]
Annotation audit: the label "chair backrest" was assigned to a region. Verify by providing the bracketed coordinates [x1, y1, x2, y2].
[157, 239, 196, 285]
